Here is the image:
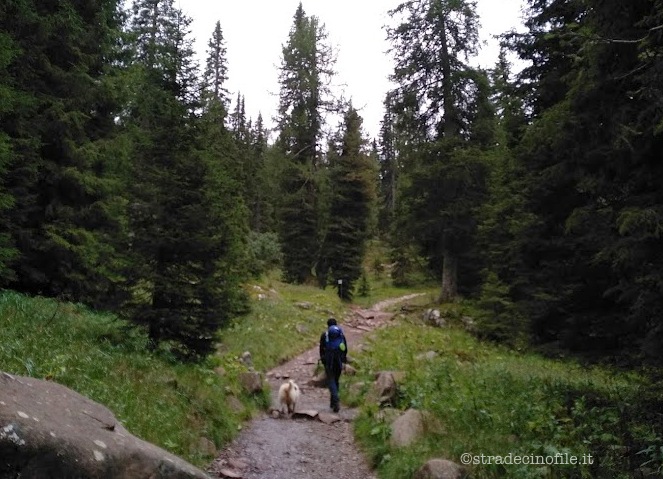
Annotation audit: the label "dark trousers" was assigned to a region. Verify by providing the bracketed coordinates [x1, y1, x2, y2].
[324, 353, 343, 407]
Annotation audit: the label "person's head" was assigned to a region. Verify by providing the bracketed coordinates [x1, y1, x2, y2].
[327, 317, 337, 327]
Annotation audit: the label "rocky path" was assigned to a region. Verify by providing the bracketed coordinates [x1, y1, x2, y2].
[208, 294, 423, 479]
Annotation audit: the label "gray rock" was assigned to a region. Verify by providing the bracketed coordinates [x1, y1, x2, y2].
[0, 371, 211, 478]
[390, 409, 424, 447]
[413, 459, 464, 479]
[373, 372, 398, 405]
[415, 351, 438, 361]
[238, 371, 263, 394]
[423, 309, 446, 327]
[239, 351, 253, 368]
[193, 437, 216, 457]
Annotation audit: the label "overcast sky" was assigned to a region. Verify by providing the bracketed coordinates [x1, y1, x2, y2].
[183, 0, 526, 140]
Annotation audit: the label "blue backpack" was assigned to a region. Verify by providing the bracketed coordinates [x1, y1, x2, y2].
[325, 325, 346, 353]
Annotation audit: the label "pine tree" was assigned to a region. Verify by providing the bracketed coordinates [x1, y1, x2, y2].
[321, 106, 377, 300]
[124, 0, 247, 359]
[275, 3, 335, 284]
[0, 29, 19, 282]
[387, 0, 492, 302]
[0, 0, 126, 306]
[201, 21, 229, 109]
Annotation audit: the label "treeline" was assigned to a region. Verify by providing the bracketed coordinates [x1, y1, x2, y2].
[377, 0, 663, 362]
[0, 0, 377, 360]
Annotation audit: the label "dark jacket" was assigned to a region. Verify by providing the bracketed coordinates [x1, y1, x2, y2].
[319, 325, 348, 365]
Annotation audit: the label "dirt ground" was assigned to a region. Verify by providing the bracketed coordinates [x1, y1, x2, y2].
[207, 295, 423, 479]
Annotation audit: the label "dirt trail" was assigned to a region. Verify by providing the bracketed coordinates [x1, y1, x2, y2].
[208, 294, 424, 479]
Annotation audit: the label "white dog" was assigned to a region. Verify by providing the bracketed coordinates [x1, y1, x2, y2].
[278, 379, 301, 415]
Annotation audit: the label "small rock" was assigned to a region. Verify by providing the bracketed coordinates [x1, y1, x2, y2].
[226, 395, 244, 414]
[295, 324, 308, 334]
[413, 458, 464, 479]
[194, 437, 216, 457]
[240, 351, 253, 367]
[295, 301, 313, 310]
[214, 366, 226, 377]
[218, 468, 242, 478]
[415, 351, 438, 361]
[238, 371, 263, 394]
[228, 458, 248, 470]
[317, 412, 341, 424]
[292, 410, 318, 419]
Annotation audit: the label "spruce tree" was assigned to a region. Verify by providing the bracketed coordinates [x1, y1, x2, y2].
[0, 0, 126, 306]
[275, 3, 335, 284]
[322, 106, 377, 300]
[387, 0, 492, 302]
[123, 0, 247, 359]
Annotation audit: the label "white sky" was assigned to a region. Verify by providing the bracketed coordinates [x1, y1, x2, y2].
[183, 0, 526, 140]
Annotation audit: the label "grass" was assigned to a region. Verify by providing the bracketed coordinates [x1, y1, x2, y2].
[217, 270, 349, 370]
[0, 271, 350, 468]
[0, 291, 261, 467]
[350, 304, 663, 479]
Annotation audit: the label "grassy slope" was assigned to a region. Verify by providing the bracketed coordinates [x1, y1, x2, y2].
[3, 268, 659, 478]
[349, 303, 663, 479]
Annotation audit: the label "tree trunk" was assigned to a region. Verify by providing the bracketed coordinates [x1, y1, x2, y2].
[438, 249, 457, 303]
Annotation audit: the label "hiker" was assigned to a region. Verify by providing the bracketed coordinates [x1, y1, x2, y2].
[319, 317, 348, 412]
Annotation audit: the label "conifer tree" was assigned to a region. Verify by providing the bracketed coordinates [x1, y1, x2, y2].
[0, 0, 126, 305]
[387, 0, 492, 302]
[124, 0, 247, 359]
[275, 3, 335, 283]
[321, 106, 377, 300]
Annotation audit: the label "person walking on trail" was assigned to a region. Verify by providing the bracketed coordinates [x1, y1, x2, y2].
[319, 317, 348, 412]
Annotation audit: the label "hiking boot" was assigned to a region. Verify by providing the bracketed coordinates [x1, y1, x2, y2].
[332, 403, 340, 413]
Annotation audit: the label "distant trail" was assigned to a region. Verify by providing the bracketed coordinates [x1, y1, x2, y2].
[208, 293, 424, 479]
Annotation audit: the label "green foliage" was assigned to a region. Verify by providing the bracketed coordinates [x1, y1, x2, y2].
[220, 275, 346, 370]
[321, 106, 378, 300]
[0, 0, 127, 306]
[246, 231, 283, 277]
[275, 3, 335, 284]
[0, 291, 254, 467]
[352, 312, 661, 479]
[121, 0, 249, 360]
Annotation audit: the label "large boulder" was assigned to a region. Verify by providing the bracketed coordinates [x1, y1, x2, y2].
[390, 409, 424, 447]
[0, 371, 210, 478]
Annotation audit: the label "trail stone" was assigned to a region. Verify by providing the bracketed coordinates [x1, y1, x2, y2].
[390, 409, 424, 447]
[240, 351, 253, 368]
[373, 371, 398, 405]
[415, 351, 438, 361]
[0, 371, 211, 478]
[317, 412, 341, 424]
[218, 468, 242, 478]
[228, 458, 248, 470]
[413, 459, 464, 479]
[194, 437, 216, 457]
[239, 371, 263, 394]
[292, 410, 318, 419]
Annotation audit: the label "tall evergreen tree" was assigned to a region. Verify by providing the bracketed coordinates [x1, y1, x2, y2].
[0, 29, 19, 282]
[321, 106, 377, 300]
[201, 20, 229, 109]
[0, 0, 126, 306]
[275, 2, 335, 283]
[387, 0, 492, 301]
[123, 0, 247, 359]
[501, 0, 663, 359]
